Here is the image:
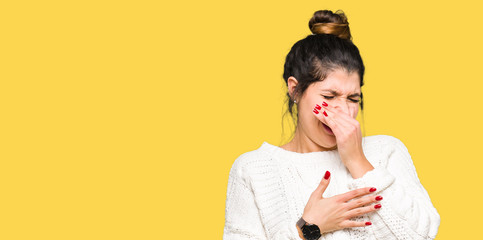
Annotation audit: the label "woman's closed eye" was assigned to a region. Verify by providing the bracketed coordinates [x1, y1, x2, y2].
[322, 95, 360, 103]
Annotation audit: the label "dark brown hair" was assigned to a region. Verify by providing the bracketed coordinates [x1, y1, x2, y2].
[280, 10, 366, 143]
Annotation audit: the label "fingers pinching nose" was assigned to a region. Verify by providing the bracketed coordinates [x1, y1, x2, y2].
[314, 102, 328, 111]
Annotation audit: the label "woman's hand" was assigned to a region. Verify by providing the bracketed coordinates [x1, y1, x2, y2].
[302, 171, 383, 234]
[312, 101, 365, 168]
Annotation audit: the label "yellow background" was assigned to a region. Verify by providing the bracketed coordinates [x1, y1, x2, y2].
[0, 0, 481, 239]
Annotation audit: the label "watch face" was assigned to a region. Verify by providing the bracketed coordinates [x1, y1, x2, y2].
[302, 224, 321, 240]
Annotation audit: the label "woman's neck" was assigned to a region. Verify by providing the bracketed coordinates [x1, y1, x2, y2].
[280, 127, 337, 153]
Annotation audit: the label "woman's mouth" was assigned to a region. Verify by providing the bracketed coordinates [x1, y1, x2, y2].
[322, 122, 334, 135]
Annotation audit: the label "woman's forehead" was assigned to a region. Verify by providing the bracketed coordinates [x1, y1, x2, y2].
[314, 76, 360, 93]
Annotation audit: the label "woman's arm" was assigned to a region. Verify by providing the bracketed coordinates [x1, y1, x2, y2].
[223, 157, 268, 239]
[223, 155, 303, 240]
[346, 136, 441, 240]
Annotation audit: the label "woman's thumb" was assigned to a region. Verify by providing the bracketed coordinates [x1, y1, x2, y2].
[313, 171, 331, 198]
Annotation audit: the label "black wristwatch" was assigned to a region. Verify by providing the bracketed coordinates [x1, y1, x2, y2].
[296, 217, 321, 240]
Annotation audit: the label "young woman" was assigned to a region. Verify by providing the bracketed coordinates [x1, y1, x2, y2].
[223, 10, 440, 240]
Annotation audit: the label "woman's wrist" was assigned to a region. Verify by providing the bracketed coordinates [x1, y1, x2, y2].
[296, 216, 323, 240]
[344, 155, 374, 179]
[296, 223, 306, 240]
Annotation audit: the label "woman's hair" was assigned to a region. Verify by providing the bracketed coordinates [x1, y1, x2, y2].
[280, 9, 366, 144]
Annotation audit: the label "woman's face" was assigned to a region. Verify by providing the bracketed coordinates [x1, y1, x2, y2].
[289, 68, 361, 148]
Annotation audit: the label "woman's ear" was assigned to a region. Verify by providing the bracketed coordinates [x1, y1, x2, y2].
[287, 76, 299, 101]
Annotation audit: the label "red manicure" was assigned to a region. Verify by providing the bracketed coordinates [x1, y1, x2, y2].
[376, 196, 383, 201]
[324, 171, 330, 180]
[374, 204, 382, 209]
[323, 111, 328, 117]
[322, 102, 328, 107]
[369, 187, 376, 192]
[365, 222, 372, 226]
[315, 104, 322, 110]
[313, 109, 319, 114]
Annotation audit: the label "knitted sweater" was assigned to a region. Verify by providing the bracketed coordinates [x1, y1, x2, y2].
[223, 135, 440, 240]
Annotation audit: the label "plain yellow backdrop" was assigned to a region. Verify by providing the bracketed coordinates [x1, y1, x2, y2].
[1, 0, 481, 239]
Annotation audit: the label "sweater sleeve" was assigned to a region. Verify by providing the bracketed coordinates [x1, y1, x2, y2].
[223, 155, 268, 240]
[346, 136, 441, 240]
[223, 155, 303, 240]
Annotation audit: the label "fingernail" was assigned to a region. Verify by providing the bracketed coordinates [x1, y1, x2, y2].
[322, 102, 328, 107]
[324, 171, 330, 180]
[323, 111, 328, 117]
[369, 187, 376, 192]
[313, 109, 319, 114]
[374, 204, 381, 209]
[365, 222, 372, 226]
[375, 196, 383, 201]
[315, 104, 321, 110]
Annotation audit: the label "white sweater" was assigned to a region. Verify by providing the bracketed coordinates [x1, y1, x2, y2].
[223, 135, 440, 240]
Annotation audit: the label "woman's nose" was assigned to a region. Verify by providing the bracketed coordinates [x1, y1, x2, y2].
[333, 101, 350, 116]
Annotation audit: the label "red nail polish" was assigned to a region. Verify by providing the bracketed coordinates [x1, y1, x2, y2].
[374, 204, 381, 209]
[323, 111, 328, 117]
[375, 196, 383, 201]
[313, 109, 319, 114]
[365, 222, 372, 226]
[315, 104, 321, 110]
[322, 102, 328, 107]
[369, 187, 376, 192]
[324, 171, 330, 180]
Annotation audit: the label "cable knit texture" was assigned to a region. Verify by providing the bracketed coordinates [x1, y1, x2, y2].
[223, 135, 440, 240]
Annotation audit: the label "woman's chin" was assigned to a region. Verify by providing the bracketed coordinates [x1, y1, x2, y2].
[317, 134, 337, 149]
[325, 138, 337, 147]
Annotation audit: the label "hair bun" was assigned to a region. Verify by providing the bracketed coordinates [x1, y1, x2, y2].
[308, 10, 352, 40]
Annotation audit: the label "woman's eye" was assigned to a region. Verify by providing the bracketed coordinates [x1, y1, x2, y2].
[323, 95, 360, 103]
[323, 95, 359, 103]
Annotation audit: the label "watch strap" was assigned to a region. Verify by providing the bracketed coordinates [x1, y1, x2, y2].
[296, 217, 307, 229]
[296, 217, 322, 240]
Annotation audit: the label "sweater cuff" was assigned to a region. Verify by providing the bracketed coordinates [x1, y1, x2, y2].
[346, 167, 395, 194]
[288, 221, 301, 239]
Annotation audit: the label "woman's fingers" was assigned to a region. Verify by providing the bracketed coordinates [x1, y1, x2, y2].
[320, 105, 356, 134]
[344, 203, 382, 219]
[311, 170, 331, 200]
[313, 104, 344, 137]
[345, 194, 383, 211]
[337, 187, 376, 203]
[321, 102, 358, 125]
[313, 103, 355, 138]
[339, 219, 373, 229]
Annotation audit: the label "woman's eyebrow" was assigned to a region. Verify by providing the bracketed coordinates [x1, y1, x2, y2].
[321, 89, 361, 97]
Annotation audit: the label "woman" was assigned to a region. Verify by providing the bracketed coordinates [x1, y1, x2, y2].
[223, 9, 440, 240]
